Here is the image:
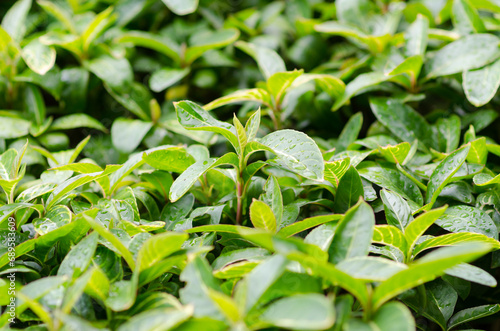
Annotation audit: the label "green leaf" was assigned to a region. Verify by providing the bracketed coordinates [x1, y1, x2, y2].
[149, 67, 190, 92]
[446, 263, 497, 287]
[452, 0, 485, 35]
[266, 69, 303, 105]
[50, 113, 107, 132]
[405, 206, 448, 258]
[337, 113, 363, 152]
[81, 6, 115, 52]
[371, 242, 493, 310]
[435, 205, 498, 240]
[83, 214, 136, 270]
[370, 97, 435, 150]
[136, 232, 187, 272]
[204, 88, 272, 111]
[334, 72, 393, 111]
[426, 145, 470, 206]
[260, 129, 324, 180]
[85, 55, 133, 93]
[258, 294, 335, 330]
[373, 301, 415, 331]
[46, 171, 108, 209]
[169, 153, 238, 202]
[249, 199, 277, 233]
[405, 15, 429, 57]
[372, 225, 408, 254]
[37, 0, 76, 34]
[286, 251, 369, 310]
[467, 137, 487, 164]
[111, 118, 152, 154]
[162, 0, 199, 16]
[413, 232, 500, 257]
[424, 34, 500, 79]
[358, 162, 423, 207]
[447, 304, 500, 330]
[57, 232, 98, 279]
[143, 146, 195, 173]
[234, 254, 287, 313]
[435, 115, 461, 153]
[1, 0, 31, 41]
[235, 41, 286, 79]
[175, 100, 239, 152]
[117, 31, 181, 63]
[0, 116, 31, 139]
[278, 214, 342, 238]
[378, 142, 411, 164]
[21, 38, 56, 75]
[463, 59, 500, 107]
[328, 200, 375, 264]
[260, 175, 283, 225]
[333, 166, 364, 214]
[324, 158, 351, 188]
[185, 28, 240, 65]
[337, 256, 408, 281]
[380, 189, 413, 231]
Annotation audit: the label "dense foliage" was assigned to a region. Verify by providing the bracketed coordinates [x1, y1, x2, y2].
[2, 0, 500, 330]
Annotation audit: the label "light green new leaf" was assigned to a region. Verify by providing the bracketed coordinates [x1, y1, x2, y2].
[259, 294, 335, 330]
[447, 304, 500, 330]
[424, 34, 500, 79]
[405, 206, 447, 258]
[426, 145, 470, 206]
[266, 69, 303, 105]
[249, 199, 277, 233]
[329, 200, 374, 263]
[204, 88, 272, 111]
[467, 137, 487, 164]
[136, 232, 188, 272]
[452, 0, 485, 35]
[117, 306, 192, 331]
[324, 158, 350, 188]
[260, 129, 324, 180]
[372, 242, 493, 311]
[21, 39, 56, 75]
[278, 214, 343, 238]
[463, 59, 500, 107]
[175, 100, 239, 152]
[372, 225, 408, 254]
[378, 142, 411, 164]
[37, 0, 75, 33]
[169, 153, 238, 202]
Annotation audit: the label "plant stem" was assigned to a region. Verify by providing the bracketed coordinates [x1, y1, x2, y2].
[236, 176, 243, 225]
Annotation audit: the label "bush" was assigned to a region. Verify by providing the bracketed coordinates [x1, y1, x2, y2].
[1, 0, 500, 330]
